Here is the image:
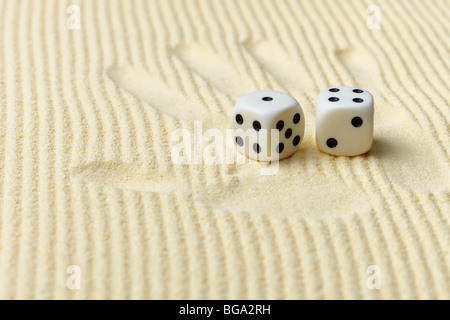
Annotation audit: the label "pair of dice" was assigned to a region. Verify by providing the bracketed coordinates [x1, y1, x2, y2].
[232, 87, 374, 161]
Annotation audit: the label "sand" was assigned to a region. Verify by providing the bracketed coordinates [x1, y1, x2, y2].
[0, 0, 448, 299]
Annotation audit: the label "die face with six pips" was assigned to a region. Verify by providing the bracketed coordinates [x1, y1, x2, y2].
[232, 90, 305, 162]
[316, 86, 374, 156]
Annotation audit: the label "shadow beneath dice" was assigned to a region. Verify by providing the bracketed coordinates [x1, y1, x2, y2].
[366, 137, 400, 159]
[365, 136, 447, 192]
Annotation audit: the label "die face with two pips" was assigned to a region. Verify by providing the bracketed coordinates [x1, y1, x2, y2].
[232, 90, 305, 161]
[316, 86, 374, 156]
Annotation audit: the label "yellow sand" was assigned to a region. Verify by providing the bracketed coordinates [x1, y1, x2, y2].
[0, 0, 448, 299]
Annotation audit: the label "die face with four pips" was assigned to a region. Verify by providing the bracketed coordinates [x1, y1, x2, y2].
[316, 86, 374, 156]
[232, 90, 305, 162]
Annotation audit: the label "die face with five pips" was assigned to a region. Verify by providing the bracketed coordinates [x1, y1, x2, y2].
[232, 90, 305, 162]
[316, 86, 374, 156]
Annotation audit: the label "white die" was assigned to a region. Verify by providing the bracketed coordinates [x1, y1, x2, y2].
[232, 90, 305, 161]
[316, 86, 374, 156]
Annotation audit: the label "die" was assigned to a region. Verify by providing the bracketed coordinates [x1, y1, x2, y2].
[316, 86, 374, 156]
[232, 90, 305, 161]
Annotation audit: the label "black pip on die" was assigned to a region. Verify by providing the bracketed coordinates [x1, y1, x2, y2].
[316, 86, 374, 156]
[232, 90, 305, 161]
